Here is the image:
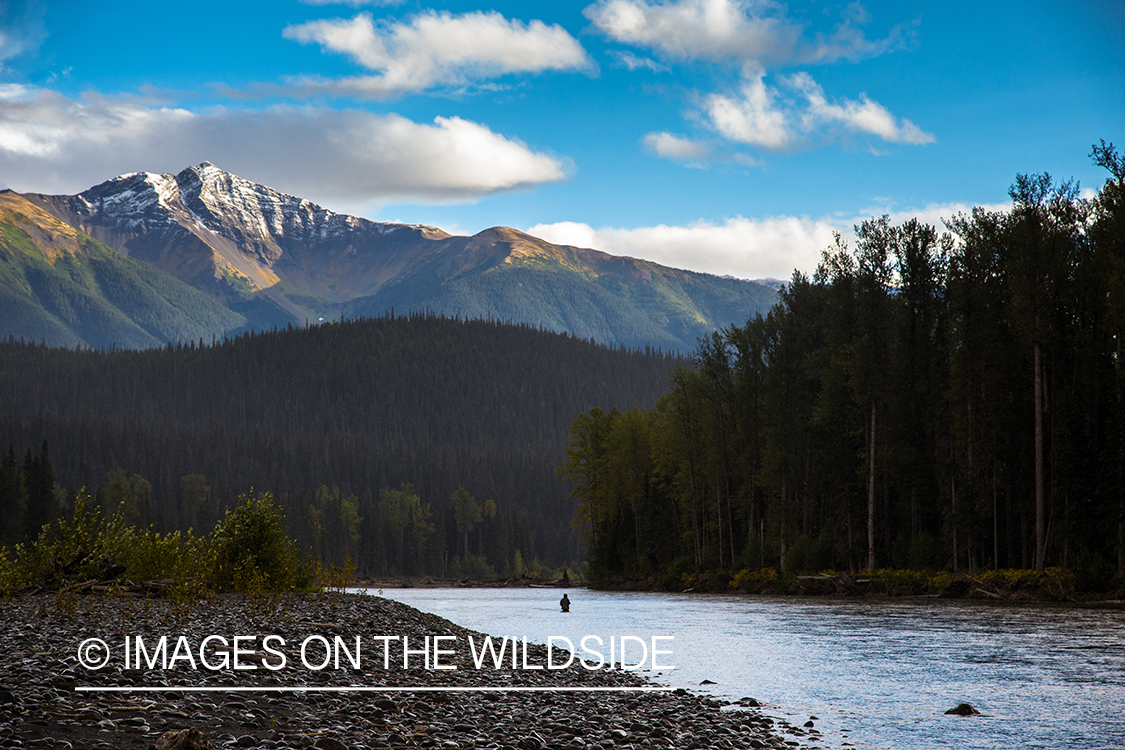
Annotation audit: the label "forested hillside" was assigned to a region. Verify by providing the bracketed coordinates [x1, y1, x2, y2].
[562, 145, 1125, 588]
[0, 191, 248, 348]
[0, 313, 681, 576]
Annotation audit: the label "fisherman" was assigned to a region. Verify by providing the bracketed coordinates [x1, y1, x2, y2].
[560, 593, 570, 612]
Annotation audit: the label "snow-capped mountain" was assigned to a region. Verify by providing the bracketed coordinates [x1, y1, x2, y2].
[73, 163, 446, 260]
[12, 163, 777, 351]
[24, 163, 451, 321]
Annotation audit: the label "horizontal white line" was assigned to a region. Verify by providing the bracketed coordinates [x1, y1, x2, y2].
[75, 686, 670, 693]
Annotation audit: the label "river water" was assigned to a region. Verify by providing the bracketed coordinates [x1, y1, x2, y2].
[364, 588, 1125, 750]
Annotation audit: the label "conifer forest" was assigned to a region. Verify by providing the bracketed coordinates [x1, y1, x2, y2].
[0, 313, 679, 576]
[561, 145, 1125, 587]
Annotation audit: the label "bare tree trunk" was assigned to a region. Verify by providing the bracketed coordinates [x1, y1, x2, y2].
[726, 488, 735, 570]
[867, 401, 876, 570]
[993, 467, 999, 571]
[951, 473, 958, 573]
[803, 446, 811, 537]
[716, 480, 723, 570]
[1118, 339, 1125, 575]
[686, 448, 701, 572]
[679, 405, 702, 572]
[759, 519, 765, 570]
[1034, 341, 1045, 572]
[780, 475, 787, 573]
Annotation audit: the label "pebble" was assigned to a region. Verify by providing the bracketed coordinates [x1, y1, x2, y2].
[0, 592, 812, 750]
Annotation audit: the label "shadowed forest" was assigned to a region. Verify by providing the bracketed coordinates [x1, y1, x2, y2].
[0, 313, 679, 577]
[561, 144, 1125, 590]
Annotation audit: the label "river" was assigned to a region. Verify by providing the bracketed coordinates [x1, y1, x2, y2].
[362, 588, 1125, 750]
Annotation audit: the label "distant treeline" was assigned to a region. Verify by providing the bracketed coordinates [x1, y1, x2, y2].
[0, 312, 681, 575]
[562, 145, 1125, 588]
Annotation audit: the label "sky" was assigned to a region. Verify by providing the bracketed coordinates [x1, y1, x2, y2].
[0, 0, 1121, 280]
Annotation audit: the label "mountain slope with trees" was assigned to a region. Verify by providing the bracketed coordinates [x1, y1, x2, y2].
[0, 191, 247, 349]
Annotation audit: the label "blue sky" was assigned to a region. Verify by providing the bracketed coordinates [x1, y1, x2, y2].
[0, 0, 1121, 278]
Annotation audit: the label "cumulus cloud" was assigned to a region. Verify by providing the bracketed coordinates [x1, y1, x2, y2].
[585, 0, 929, 160]
[283, 10, 592, 97]
[788, 72, 933, 144]
[527, 215, 840, 279]
[704, 67, 791, 150]
[0, 86, 568, 204]
[584, 0, 800, 65]
[697, 68, 931, 152]
[525, 200, 1011, 280]
[642, 131, 711, 161]
[584, 0, 913, 68]
[856, 201, 1011, 231]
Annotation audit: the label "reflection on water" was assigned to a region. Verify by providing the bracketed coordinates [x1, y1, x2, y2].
[363, 588, 1125, 750]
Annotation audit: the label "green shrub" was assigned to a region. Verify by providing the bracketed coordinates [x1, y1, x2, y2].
[209, 490, 309, 593]
[0, 492, 133, 588]
[447, 553, 495, 580]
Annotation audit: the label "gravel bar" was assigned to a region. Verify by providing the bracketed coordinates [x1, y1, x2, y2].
[0, 592, 823, 750]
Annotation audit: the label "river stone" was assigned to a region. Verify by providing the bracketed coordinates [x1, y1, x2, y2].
[944, 702, 981, 716]
[156, 728, 217, 750]
[313, 737, 349, 750]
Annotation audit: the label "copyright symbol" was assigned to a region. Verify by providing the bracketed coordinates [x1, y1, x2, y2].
[77, 638, 111, 669]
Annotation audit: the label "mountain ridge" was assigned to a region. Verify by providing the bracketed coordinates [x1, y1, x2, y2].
[7, 163, 777, 350]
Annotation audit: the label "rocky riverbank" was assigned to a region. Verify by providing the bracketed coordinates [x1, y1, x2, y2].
[0, 592, 823, 750]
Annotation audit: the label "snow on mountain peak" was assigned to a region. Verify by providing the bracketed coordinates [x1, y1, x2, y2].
[72, 163, 449, 251]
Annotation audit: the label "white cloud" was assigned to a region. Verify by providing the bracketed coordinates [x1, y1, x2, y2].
[527, 215, 840, 279]
[584, 0, 912, 67]
[788, 72, 933, 144]
[642, 131, 711, 161]
[525, 200, 1011, 280]
[614, 50, 669, 72]
[585, 0, 799, 65]
[283, 10, 592, 97]
[855, 201, 1011, 230]
[694, 68, 932, 153]
[704, 67, 792, 150]
[0, 86, 568, 204]
[584, 1, 929, 161]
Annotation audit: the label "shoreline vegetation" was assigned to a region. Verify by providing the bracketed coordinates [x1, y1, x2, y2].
[3, 491, 1121, 604]
[0, 498, 826, 750]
